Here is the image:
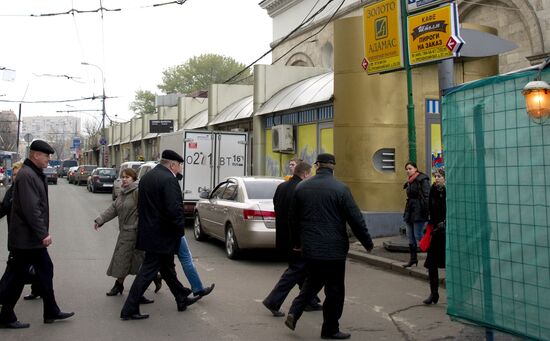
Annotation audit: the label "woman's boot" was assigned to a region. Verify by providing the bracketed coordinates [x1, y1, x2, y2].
[423, 268, 439, 304]
[106, 280, 123, 296]
[402, 244, 418, 268]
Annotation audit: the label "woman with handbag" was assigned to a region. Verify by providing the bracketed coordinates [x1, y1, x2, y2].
[423, 168, 446, 304]
[93, 168, 156, 303]
[402, 161, 430, 268]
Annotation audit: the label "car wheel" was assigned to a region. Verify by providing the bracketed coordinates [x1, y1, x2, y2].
[91, 184, 96, 193]
[225, 224, 240, 260]
[193, 214, 207, 241]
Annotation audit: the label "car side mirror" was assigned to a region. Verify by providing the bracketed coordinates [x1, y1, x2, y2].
[199, 190, 210, 199]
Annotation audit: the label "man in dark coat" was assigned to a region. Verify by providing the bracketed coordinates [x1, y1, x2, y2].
[284, 153, 373, 340]
[0, 140, 74, 329]
[120, 150, 198, 320]
[263, 162, 321, 317]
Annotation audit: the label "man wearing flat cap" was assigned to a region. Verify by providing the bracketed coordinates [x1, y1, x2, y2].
[0, 140, 74, 329]
[121, 149, 198, 320]
[284, 153, 373, 340]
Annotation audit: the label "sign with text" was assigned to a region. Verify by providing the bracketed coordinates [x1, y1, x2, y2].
[149, 119, 174, 133]
[363, 0, 403, 74]
[407, 3, 462, 65]
[406, 0, 452, 13]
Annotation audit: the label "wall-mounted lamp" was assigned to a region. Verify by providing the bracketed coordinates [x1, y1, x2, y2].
[522, 80, 550, 119]
[522, 58, 550, 122]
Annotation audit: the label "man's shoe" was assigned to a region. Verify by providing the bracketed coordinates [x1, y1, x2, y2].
[120, 313, 149, 321]
[139, 296, 154, 304]
[153, 274, 162, 293]
[23, 293, 41, 300]
[0, 321, 30, 329]
[193, 283, 215, 298]
[177, 295, 200, 312]
[321, 331, 351, 339]
[262, 300, 285, 317]
[304, 302, 323, 311]
[44, 311, 75, 324]
[284, 313, 296, 331]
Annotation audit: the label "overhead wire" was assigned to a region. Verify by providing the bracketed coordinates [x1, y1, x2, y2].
[0, 1, 188, 17]
[224, 0, 335, 84]
[271, 0, 345, 65]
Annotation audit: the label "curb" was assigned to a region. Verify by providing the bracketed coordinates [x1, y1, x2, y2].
[348, 250, 446, 287]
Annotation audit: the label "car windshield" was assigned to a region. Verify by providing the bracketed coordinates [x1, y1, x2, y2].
[131, 164, 141, 170]
[62, 160, 77, 168]
[43, 168, 56, 174]
[243, 179, 282, 199]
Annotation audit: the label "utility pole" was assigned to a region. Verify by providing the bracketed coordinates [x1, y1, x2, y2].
[81, 62, 106, 167]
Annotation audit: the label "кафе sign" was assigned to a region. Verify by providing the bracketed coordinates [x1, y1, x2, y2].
[407, 2, 463, 65]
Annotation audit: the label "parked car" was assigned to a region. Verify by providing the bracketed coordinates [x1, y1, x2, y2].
[193, 176, 284, 259]
[67, 166, 79, 184]
[58, 159, 78, 178]
[87, 167, 116, 193]
[137, 161, 158, 180]
[43, 167, 58, 185]
[112, 161, 144, 200]
[74, 165, 97, 186]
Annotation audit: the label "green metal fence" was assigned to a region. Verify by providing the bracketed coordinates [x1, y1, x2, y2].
[442, 67, 550, 340]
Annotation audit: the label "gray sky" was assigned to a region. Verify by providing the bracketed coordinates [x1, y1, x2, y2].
[0, 0, 272, 127]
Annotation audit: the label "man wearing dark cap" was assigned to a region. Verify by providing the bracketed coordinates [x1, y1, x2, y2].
[120, 149, 198, 320]
[0, 140, 74, 329]
[284, 153, 374, 340]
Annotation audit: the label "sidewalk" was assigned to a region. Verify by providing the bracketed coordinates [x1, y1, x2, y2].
[348, 234, 446, 286]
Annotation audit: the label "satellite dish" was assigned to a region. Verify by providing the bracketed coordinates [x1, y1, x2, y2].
[24, 133, 33, 143]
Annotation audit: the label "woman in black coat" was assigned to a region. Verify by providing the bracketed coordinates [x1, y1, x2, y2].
[423, 168, 446, 304]
[402, 161, 430, 268]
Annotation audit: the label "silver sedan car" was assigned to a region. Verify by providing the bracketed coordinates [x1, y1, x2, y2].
[193, 176, 284, 259]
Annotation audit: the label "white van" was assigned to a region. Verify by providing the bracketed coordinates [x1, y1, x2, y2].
[112, 161, 143, 200]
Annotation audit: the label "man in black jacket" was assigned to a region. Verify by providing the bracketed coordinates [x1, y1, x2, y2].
[0, 140, 74, 329]
[120, 150, 198, 320]
[263, 161, 321, 317]
[284, 153, 373, 340]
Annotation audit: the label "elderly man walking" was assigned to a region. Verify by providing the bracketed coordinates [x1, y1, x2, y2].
[284, 153, 374, 339]
[0, 140, 74, 329]
[120, 150, 198, 320]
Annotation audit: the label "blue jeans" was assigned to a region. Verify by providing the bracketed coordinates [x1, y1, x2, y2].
[177, 236, 203, 294]
[406, 221, 426, 246]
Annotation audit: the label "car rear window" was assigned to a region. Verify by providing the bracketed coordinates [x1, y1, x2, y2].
[83, 166, 96, 171]
[243, 179, 283, 199]
[98, 169, 116, 176]
[62, 160, 78, 168]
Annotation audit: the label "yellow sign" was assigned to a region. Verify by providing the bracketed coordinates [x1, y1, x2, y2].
[407, 3, 458, 65]
[363, 0, 403, 74]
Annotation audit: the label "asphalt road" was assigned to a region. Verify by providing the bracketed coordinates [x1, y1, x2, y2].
[0, 180, 515, 340]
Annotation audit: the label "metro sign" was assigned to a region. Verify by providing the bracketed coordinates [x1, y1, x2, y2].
[362, 57, 369, 71]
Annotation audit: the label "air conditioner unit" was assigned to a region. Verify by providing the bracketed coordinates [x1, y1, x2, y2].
[272, 124, 294, 152]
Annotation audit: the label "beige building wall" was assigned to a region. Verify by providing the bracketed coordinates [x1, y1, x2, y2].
[333, 16, 498, 212]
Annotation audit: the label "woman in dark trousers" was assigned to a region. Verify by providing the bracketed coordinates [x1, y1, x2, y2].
[423, 168, 446, 304]
[402, 161, 430, 268]
[0, 161, 41, 302]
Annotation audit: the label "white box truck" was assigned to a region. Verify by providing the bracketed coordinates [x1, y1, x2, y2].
[159, 129, 248, 218]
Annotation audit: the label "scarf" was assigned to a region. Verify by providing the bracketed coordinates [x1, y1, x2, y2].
[407, 171, 420, 184]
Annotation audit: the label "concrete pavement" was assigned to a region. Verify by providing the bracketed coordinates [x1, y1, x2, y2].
[348, 234, 446, 286]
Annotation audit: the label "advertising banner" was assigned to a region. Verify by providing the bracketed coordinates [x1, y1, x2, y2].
[407, 3, 463, 65]
[363, 0, 403, 74]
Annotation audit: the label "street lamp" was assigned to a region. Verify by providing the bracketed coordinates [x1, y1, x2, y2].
[81, 62, 106, 166]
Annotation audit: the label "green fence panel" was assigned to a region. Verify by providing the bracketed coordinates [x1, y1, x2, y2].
[442, 68, 550, 341]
